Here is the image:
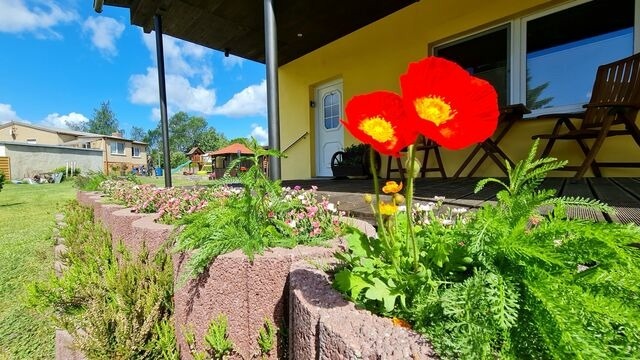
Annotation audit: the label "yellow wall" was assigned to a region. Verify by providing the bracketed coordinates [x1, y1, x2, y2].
[277, 0, 640, 179]
[0, 124, 65, 144]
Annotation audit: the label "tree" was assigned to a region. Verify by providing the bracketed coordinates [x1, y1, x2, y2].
[68, 101, 122, 135]
[526, 69, 554, 110]
[129, 126, 146, 142]
[196, 128, 228, 152]
[150, 111, 228, 167]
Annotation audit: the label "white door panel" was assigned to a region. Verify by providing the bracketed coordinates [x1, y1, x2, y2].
[315, 80, 344, 177]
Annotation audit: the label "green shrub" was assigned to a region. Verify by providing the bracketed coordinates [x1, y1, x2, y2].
[28, 201, 176, 359]
[51, 166, 81, 181]
[184, 315, 235, 360]
[72, 171, 108, 191]
[175, 139, 342, 278]
[334, 141, 640, 359]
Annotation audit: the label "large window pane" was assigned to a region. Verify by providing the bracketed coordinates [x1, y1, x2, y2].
[526, 0, 634, 111]
[435, 26, 510, 107]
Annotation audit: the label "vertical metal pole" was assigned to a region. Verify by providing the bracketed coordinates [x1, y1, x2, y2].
[264, 0, 281, 180]
[154, 14, 172, 187]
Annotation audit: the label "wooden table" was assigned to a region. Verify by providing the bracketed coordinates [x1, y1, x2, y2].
[453, 103, 531, 178]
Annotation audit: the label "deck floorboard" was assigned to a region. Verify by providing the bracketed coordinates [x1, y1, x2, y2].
[282, 177, 640, 225]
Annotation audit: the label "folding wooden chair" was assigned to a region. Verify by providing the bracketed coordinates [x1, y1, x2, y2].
[532, 52, 640, 180]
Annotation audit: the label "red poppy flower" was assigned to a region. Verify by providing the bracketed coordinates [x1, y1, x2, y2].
[400, 57, 499, 150]
[342, 91, 417, 157]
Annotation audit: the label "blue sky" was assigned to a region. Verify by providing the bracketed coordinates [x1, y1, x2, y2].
[0, 0, 269, 144]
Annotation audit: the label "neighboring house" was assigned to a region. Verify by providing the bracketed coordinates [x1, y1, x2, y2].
[103, 0, 640, 179]
[0, 121, 148, 178]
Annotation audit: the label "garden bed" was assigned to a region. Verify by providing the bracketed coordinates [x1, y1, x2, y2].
[74, 191, 434, 359]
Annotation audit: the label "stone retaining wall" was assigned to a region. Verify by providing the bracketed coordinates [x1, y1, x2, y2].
[74, 191, 434, 359]
[289, 262, 436, 359]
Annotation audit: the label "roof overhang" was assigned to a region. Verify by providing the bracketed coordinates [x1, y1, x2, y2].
[101, 0, 418, 65]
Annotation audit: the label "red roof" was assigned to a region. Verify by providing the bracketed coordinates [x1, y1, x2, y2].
[208, 143, 253, 156]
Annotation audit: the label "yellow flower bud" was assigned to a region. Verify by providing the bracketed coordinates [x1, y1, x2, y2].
[393, 193, 405, 205]
[363, 193, 373, 204]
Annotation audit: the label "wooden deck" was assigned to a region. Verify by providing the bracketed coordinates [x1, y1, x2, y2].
[282, 177, 640, 225]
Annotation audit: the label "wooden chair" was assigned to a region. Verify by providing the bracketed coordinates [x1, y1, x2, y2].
[385, 135, 446, 181]
[532, 52, 640, 180]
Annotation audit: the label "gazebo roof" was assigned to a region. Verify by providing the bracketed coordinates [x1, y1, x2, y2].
[208, 143, 254, 156]
[100, 0, 417, 64]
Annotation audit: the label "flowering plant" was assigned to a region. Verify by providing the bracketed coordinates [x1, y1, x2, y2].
[333, 57, 640, 359]
[174, 140, 343, 278]
[339, 56, 499, 271]
[99, 180, 225, 222]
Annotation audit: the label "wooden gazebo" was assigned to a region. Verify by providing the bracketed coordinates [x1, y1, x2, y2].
[208, 143, 254, 178]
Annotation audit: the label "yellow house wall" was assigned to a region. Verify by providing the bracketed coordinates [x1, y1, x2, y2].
[100, 138, 147, 174]
[0, 124, 65, 145]
[278, 0, 640, 179]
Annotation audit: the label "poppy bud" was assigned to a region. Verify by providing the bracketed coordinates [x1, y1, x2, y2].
[404, 158, 422, 178]
[363, 193, 373, 204]
[393, 193, 405, 205]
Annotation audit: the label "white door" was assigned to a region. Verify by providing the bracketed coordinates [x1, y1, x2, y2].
[315, 80, 344, 177]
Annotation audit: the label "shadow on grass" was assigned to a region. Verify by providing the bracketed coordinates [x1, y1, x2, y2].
[0, 202, 24, 207]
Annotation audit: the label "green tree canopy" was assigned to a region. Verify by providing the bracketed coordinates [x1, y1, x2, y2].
[151, 112, 229, 167]
[129, 126, 146, 142]
[68, 101, 123, 136]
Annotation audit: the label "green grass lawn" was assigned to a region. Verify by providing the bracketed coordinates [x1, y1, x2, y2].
[138, 173, 240, 187]
[0, 181, 76, 359]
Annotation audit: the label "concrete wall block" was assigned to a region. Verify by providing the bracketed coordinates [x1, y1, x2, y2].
[289, 262, 437, 360]
[172, 250, 250, 359]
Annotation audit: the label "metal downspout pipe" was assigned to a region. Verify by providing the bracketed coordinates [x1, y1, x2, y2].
[154, 14, 172, 187]
[264, 0, 281, 180]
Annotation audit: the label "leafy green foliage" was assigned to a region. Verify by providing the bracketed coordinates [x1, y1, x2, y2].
[0, 170, 4, 192]
[334, 140, 640, 359]
[68, 101, 122, 135]
[183, 315, 235, 360]
[73, 170, 140, 191]
[51, 166, 81, 181]
[175, 139, 341, 278]
[149, 111, 229, 167]
[28, 201, 177, 359]
[257, 318, 277, 358]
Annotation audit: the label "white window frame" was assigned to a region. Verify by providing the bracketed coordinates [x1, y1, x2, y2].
[110, 141, 126, 155]
[132, 146, 141, 158]
[432, 0, 640, 117]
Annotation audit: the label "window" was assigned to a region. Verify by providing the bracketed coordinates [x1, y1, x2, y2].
[435, 26, 510, 107]
[110, 141, 125, 155]
[434, 0, 636, 115]
[323, 91, 341, 129]
[132, 147, 141, 157]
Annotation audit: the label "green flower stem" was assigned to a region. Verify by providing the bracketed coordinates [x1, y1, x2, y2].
[369, 147, 397, 268]
[405, 144, 419, 271]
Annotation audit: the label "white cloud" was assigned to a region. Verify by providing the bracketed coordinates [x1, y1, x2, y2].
[82, 16, 125, 57]
[249, 124, 268, 146]
[0, 103, 25, 124]
[0, 0, 76, 37]
[213, 80, 266, 117]
[129, 67, 216, 115]
[222, 55, 244, 70]
[41, 112, 89, 129]
[141, 31, 212, 80]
